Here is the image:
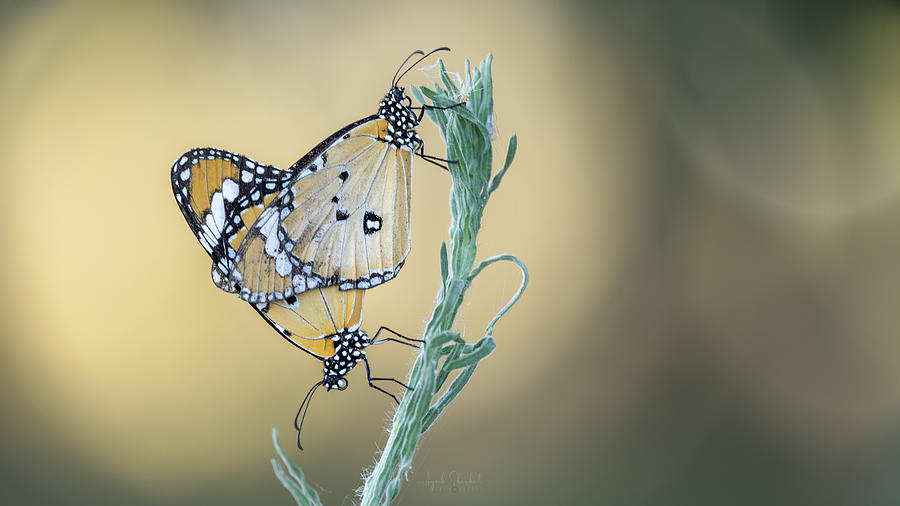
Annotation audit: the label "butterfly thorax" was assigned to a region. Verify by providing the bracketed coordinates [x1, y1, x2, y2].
[322, 329, 370, 391]
[377, 86, 422, 150]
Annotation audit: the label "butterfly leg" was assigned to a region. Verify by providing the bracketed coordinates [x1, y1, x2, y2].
[411, 101, 466, 122]
[293, 381, 324, 451]
[416, 152, 456, 171]
[372, 326, 424, 348]
[363, 357, 413, 405]
[411, 136, 457, 171]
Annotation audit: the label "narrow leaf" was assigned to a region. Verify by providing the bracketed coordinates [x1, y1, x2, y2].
[439, 242, 448, 284]
[489, 134, 517, 195]
[422, 366, 476, 431]
[271, 428, 322, 505]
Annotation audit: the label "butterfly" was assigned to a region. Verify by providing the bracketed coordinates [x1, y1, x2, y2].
[171, 48, 458, 303]
[254, 284, 419, 449]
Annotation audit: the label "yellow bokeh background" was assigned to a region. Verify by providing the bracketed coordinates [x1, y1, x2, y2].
[3, 2, 900, 505]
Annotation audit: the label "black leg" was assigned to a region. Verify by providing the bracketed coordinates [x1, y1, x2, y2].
[412, 101, 465, 121]
[414, 138, 456, 166]
[372, 326, 424, 347]
[363, 357, 413, 406]
[415, 152, 456, 171]
[373, 337, 417, 349]
[371, 376, 412, 391]
[411, 101, 465, 112]
[417, 152, 455, 164]
[407, 111, 461, 171]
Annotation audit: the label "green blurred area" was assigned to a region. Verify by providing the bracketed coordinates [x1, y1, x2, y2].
[2, 1, 900, 505]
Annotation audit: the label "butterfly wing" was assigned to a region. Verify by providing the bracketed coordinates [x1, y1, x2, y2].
[171, 148, 296, 292]
[254, 287, 366, 359]
[231, 118, 413, 303]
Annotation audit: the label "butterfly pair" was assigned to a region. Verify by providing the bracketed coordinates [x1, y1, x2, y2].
[171, 48, 458, 448]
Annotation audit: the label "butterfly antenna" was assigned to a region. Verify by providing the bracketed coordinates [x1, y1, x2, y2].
[392, 50, 425, 87]
[392, 46, 451, 87]
[294, 380, 323, 451]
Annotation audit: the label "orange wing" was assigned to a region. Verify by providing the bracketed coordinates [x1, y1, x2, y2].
[254, 286, 366, 359]
[171, 148, 295, 292]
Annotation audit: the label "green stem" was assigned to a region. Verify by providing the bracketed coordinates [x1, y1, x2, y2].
[359, 53, 525, 506]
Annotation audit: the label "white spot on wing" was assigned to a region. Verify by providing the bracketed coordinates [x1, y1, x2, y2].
[198, 232, 213, 253]
[204, 217, 220, 241]
[222, 179, 239, 202]
[275, 251, 292, 276]
[258, 210, 283, 257]
[210, 192, 226, 231]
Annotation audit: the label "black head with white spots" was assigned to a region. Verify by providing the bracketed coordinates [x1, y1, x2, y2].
[322, 373, 348, 391]
[321, 329, 371, 391]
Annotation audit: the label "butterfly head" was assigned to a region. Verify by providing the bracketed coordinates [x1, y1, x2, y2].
[322, 374, 348, 391]
[322, 329, 370, 391]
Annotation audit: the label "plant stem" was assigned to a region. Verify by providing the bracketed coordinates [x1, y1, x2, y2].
[359, 53, 526, 506]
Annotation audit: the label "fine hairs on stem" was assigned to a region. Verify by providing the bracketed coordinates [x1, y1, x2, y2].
[271, 53, 527, 506]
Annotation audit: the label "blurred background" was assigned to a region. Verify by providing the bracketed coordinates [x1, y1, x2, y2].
[2, 1, 900, 505]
